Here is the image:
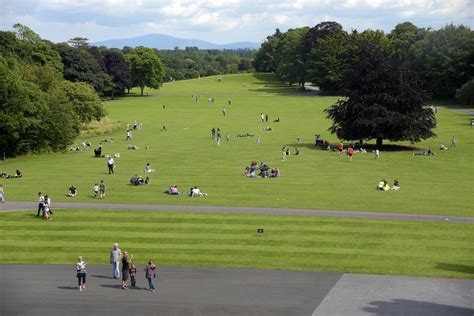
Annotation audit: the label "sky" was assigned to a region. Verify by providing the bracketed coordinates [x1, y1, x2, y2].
[1, 0, 473, 44]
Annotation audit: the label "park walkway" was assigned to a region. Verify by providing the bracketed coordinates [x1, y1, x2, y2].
[0, 201, 472, 223]
[0, 265, 472, 316]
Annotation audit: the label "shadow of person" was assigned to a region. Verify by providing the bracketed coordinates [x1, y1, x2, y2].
[435, 263, 474, 275]
[363, 299, 473, 315]
[57, 286, 78, 290]
[99, 284, 122, 289]
[90, 274, 112, 279]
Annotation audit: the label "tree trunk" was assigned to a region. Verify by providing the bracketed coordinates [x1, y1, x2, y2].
[140, 86, 144, 96]
[376, 137, 383, 149]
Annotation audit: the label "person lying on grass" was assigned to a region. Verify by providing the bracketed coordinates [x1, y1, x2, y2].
[165, 184, 183, 195]
[0, 170, 23, 179]
[189, 186, 207, 197]
[128, 145, 141, 150]
[67, 185, 77, 197]
[413, 148, 435, 156]
[391, 180, 400, 191]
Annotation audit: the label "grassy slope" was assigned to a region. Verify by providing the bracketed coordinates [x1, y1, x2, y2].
[0, 210, 472, 279]
[0, 73, 473, 216]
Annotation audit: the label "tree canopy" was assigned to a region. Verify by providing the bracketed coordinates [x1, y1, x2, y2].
[126, 46, 164, 96]
[325, 44, 436, 148]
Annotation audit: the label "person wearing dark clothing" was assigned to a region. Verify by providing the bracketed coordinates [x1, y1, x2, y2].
[121, 251, 132, 289]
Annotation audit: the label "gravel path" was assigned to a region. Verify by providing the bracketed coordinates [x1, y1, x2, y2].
[0, 201, 472, 223]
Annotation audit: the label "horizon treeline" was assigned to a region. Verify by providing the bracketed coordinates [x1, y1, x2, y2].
[253, 21, 474, 100]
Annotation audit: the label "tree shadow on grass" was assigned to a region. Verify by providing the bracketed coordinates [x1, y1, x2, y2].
[363, 299, 473, 315]
[435, 263, 474, 275]
[283, 142, 421, 152]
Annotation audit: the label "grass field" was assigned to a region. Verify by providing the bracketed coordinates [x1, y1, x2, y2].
[0, 209, 472, 279]
[0, 73, 473, 216]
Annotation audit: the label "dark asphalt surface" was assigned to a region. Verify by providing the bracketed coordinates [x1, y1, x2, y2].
[0, 265, 342, 316]
[1, 201, 472, 223]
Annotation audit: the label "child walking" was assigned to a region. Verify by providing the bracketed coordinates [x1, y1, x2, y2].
[76, 256, 87, 291]
[129, 263, 137, 288]
[92, 184, 99, 198]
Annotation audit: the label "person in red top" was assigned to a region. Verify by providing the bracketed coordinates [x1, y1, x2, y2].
[347, 147, 354, 160]
[338, 142, 344, 155]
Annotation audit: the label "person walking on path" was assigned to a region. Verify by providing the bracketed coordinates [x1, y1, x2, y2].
[99, 180, 106, 199]
[121, 251, 133, 289]
[0, 184, 5, 203]
[37, 192, 44, 216]
[107, 157, 115, 174]
[145, 260, 157, 292]
[110, 243, 122, 279]
[450, 136, 456, 148]
[76, 256, 87, 292]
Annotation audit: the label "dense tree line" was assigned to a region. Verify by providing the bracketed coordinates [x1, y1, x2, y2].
[0, 24, 105, 156]
[155, 47, 254, 82]
[254, 21, 474, 99]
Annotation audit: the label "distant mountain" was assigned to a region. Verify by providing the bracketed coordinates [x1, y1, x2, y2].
[93, 33, 260, 50]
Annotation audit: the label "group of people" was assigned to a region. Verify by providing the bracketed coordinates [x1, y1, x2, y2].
[37, 192, 53, 219]
[244, 161, 280, 178]
[92, 180, 106, 198]
[376, 179, 400, 191]
[164, 185, 207, 197]
[130, 175, 150, 186]
[281, 147, 299, 161]
[1, 169, 22, 178]
[211, 127, 229, 145]
[76, 243, 157, 292]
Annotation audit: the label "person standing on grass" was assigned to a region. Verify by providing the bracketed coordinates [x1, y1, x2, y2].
[282, 147, 286, 161]
[338, 141, 344, 156]
[450, 136, 456, 148]
[222, 108, 226, 116]
[0, 184, 5, 203]
[99, 180, 106, 199]
[145, 260, 157, 292]
[375, 149, 380, 159]
[260, 113, 264, 123]
[110, 243, 122, 279]
[265, 114, 268, 122]
[107, 156, 115, 174]
[211, 128, 216, 139]
[37, 192, 44, 217]
[226, 133, 230, 142]
[256, 136, 261, 144]
[217, 131, 221, 146]
[76, 256, 87, 292]
[127, 129, 132, 141]
[121, 251, 132, 289]
[347, 147, 354, 161]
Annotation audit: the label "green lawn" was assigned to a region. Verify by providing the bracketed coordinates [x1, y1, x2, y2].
[0, 73, 473, 216]
[0, 210, 472, 279]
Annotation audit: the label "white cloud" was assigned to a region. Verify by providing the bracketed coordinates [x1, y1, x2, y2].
[1, 0, 472, 44]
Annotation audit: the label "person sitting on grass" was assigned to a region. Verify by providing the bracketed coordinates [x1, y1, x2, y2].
[67, 185, 77, 197]
[413, 148, 436, 156]
[376, 179, 390, 191]
[144, 163, 156, 173]
[94, 144, 103, 157]
[2, 169, 24, 179]
[165, 184, 183, 195]
[270, 168, 280, 178]
[190, 186, 207, 197]
[294, 148, 299, 155]
[440, 144, 448, 150]
[128, 145, 140, 150]
[391, 180, 400, 191]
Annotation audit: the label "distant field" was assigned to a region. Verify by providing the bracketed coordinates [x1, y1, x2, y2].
[0, 73, 473, 216]
[0, 210, 472, 279]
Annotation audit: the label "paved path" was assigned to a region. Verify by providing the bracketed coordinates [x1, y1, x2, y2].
[0, 201, 472, 223]
[0, 265, 472, 316]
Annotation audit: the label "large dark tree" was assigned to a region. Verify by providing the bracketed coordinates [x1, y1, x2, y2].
[325, 43, 436, 148]
[104, 50, 131, 96]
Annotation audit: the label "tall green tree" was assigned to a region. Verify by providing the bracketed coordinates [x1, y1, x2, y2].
[126, 47, 164, 96]
[274, 27, 308, 87]
[104, 50, 131, 96]
[326, 44, 436, 148]
[456, 79, 474, 105]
